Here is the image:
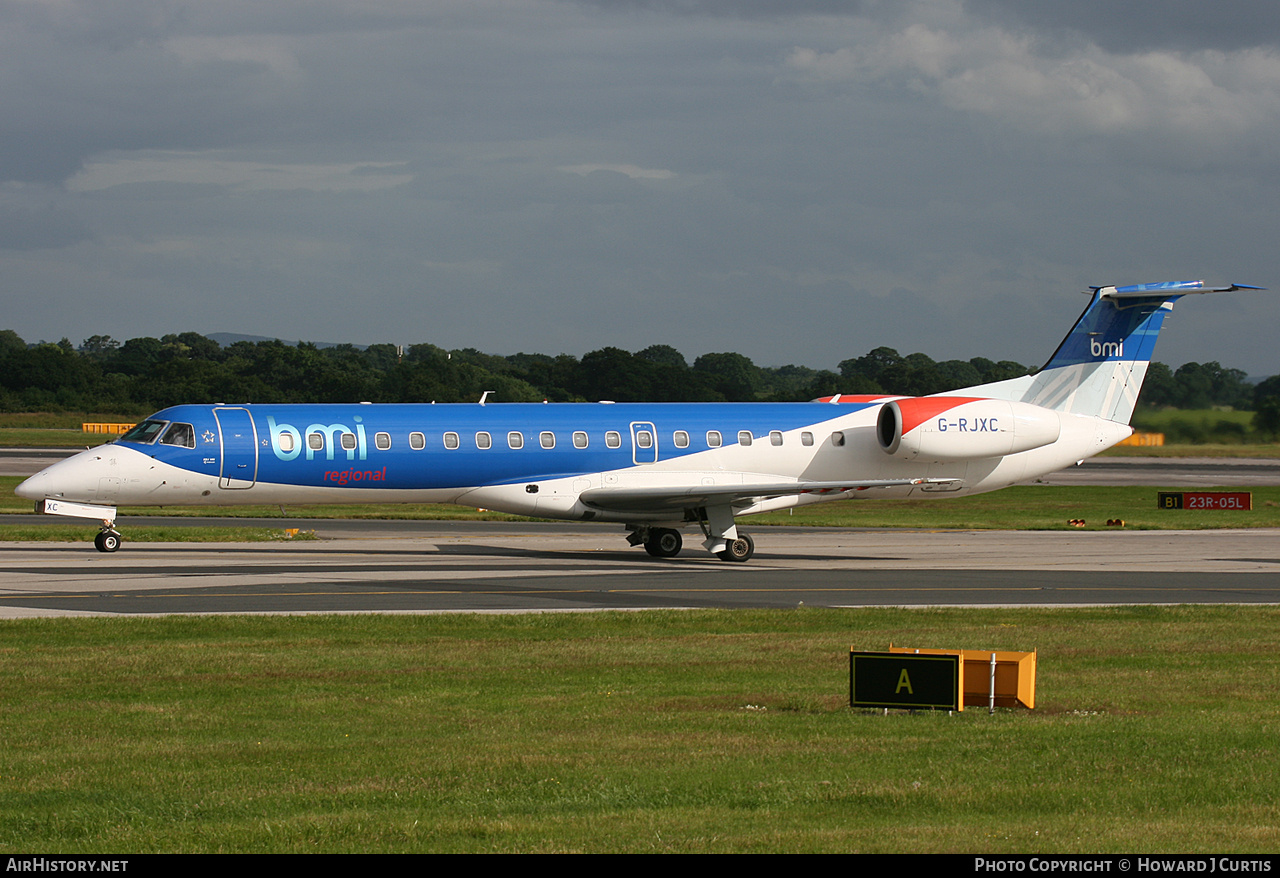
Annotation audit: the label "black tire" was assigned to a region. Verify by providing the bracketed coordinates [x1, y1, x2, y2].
[95, 532, 121, 553]
[643, 528, 683, 558]
[716, 532, 754, 562]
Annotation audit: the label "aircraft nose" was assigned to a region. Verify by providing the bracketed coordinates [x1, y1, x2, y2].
[14, 470, 45, 499]
[15, 471, 46, 500]
[14, 449, 113, 503]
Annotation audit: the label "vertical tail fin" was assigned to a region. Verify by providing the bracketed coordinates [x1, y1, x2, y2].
[962, 281, 1264, 424]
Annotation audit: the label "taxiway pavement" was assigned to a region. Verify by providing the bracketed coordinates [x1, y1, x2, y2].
[0, 523, 1276, 618]
[5, 449, 1278, 618]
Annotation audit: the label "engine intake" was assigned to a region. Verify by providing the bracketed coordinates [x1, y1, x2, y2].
[877, 396, 1062, 462]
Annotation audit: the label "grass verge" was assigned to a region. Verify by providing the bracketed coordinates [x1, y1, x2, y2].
[1102, 442, 1280, 458]
[0, 607, 1276, 853]
[751, 485, 1280, 529]
[0, 525, 315, 543]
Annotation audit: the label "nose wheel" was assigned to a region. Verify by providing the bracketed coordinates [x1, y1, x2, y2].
[94, 530, 122, 553]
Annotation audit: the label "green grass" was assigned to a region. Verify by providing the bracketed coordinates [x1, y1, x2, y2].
[0, 412, 140, 430]
[0, 413, 139, 447]
[0, 608, 1276, 852]
[752, 485, 1280, 529]
[1102, 442, 1280, 458]
[0, 524, 315, 543]
[1130, 407, 1260, 445]
[1133, 407, 1254, 429]
[0, 428, 117, 448]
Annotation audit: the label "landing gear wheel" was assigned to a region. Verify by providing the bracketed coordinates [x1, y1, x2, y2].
[94, 531, 121, 553]
[716, 532, 754, 563]
[643, 528, 683, 558]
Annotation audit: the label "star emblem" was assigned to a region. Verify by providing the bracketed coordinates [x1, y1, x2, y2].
[202, 430, 215, 443]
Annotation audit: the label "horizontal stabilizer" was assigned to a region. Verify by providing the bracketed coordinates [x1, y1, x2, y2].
[1099, 281, 1265, 299]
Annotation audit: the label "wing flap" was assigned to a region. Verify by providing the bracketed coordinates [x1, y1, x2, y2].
[578, 478, 949, 513]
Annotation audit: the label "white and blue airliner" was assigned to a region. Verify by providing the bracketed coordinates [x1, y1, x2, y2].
[17, 281, 1263, 559]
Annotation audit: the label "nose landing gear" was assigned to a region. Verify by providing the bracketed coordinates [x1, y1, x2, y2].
[94, 528, 122, 553]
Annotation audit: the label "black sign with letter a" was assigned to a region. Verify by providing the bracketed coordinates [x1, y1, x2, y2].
[849, 651, 962, 710]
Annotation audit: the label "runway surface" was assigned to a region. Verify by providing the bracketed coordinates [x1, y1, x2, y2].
[5, 449, 1279, 618]
[1, 522, 1277, 618]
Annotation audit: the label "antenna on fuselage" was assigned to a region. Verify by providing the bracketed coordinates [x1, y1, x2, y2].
[478, 390, 495, 406]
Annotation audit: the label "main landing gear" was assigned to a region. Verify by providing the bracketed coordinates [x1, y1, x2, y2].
[715, 532, 754, 563]
[626, 523, 755, 563]
[643, 528, 683, 558]
[628, 526, 685, 558]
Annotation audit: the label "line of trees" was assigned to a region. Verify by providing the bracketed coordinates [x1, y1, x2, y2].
[0, 330, 1272, 433]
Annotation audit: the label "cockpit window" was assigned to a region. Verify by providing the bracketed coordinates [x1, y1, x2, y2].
[119, 420, 168, 444]
[159, 423, 195, 448]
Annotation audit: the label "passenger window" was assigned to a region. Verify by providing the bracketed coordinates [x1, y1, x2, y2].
[831, 432, 845, 447]
[605, 431, 621, 449]
[276, 431, 295, 453]
[476, 432, 492, 449]
[375, 432, 391, 450]
[308, 433, 325, 451]
[770, 431, 783, 446]
[540, 431, 555, 449]
[444, 432, 460, 449]
[801, 432, 814, 446]
[160, 423, 195, 448]
[508, 432, 524, 449]
[673, 430, 689, 448]
[738, 431, 752, 446]
[706, 431, 722, 448]
[573, 431, 588, 448]
[341, 433, 357, 451]
[409, 432, 426, 450]
[636, 430, 653, 449]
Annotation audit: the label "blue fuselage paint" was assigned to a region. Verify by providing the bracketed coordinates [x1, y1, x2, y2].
[139, 401, 873, 492]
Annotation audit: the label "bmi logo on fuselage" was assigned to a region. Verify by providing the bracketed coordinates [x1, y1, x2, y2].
[266, 415, 368, 462]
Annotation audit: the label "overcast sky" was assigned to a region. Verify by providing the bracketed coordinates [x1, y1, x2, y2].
[3, 0, 1278, 375]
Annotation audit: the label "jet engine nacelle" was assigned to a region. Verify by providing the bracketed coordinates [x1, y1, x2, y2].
[877, 396, 1062, 462]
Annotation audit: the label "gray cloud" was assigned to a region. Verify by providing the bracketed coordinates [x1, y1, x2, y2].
[963, 0, 1280, 53]
[0, 201, 92, 251]
[0, 0, 1276, 376]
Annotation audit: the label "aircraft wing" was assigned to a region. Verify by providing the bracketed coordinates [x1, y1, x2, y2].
[578, 478, 947, 514]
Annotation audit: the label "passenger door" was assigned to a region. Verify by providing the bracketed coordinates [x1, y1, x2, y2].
[214, 407, 258, 489]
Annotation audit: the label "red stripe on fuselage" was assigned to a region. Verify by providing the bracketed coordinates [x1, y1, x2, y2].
[814, 394, 897, 404]
[894, 397, 984, 435]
